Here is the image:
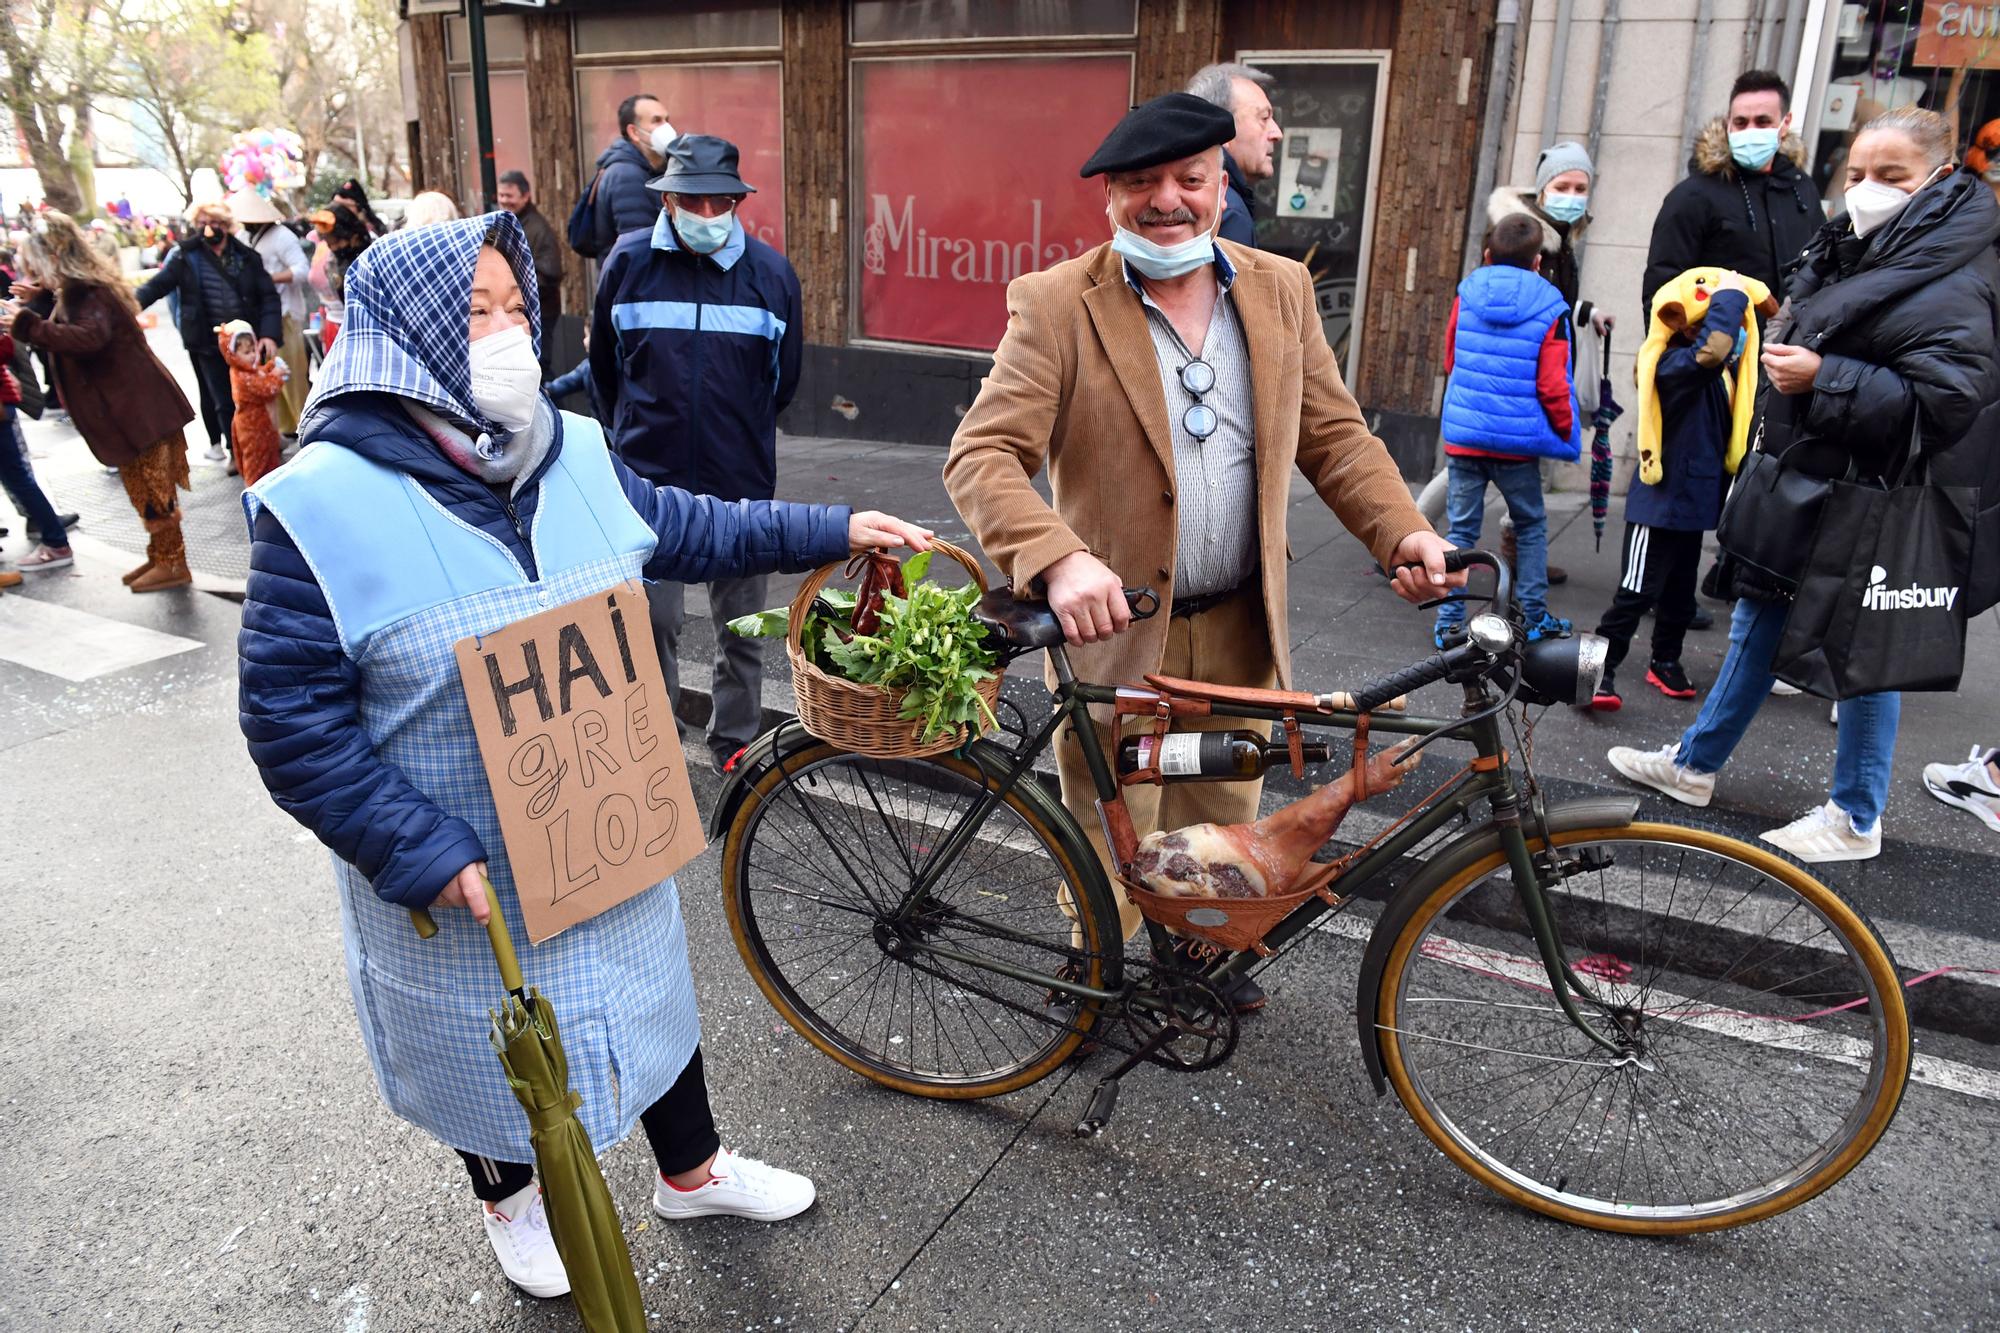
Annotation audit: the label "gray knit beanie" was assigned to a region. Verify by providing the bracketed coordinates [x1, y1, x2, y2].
[1535, 140, 1594, 192]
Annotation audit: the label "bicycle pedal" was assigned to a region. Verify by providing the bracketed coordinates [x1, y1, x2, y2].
[1074, 1077, 1120, 1137]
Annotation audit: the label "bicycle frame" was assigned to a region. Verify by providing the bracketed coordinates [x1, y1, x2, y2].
[878, 644, 1624, 1057]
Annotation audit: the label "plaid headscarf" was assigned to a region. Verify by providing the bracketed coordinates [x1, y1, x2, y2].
[299, 210, 540, 441]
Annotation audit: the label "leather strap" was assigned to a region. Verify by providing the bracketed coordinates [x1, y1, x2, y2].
[1282, 714, 1304, 780]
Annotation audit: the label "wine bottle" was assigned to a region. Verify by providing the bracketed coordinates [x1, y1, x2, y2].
[1116, 729, 1332, 782]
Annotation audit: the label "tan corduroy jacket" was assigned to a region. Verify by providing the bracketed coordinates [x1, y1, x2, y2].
[945, 239, 1431, 690]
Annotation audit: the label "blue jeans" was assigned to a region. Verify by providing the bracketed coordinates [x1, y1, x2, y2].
[1438, 456, 1549, 624]
[0, 405, 66, 546]
[1674, 595, 1901, 832]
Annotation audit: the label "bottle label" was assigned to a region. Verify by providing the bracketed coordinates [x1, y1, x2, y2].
[1157, 733, 1204, 776]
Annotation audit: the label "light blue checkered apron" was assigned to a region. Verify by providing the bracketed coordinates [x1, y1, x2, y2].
[249, 413, 701, 1163]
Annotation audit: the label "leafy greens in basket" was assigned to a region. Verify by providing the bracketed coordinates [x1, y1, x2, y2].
[726, 550, 1000, 743]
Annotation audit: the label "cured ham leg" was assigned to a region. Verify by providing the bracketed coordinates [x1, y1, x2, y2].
[1132, 740, 1421, 899]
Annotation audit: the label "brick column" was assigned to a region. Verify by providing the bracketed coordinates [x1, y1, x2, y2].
[522, 13, 587, 317]
[782, 0, 848, 346]
[408, 15, 454, 196]
[1354, 0, 1497, 416]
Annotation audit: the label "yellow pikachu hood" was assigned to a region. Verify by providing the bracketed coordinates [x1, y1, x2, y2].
[1635, 267, 1779, 485]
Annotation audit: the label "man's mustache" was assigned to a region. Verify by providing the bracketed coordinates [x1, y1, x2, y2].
[1135, 207, 1197, 226]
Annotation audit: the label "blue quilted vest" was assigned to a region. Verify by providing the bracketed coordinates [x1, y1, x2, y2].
[1440, 265, 1580, 461]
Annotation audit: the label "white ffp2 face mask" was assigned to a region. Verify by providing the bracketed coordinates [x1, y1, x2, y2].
[650, 121, 680, 156]
[1846, 164, 1945, 239]
[467, 321, 542, 435]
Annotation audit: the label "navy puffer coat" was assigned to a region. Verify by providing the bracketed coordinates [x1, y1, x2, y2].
[238, 394, 849, 907]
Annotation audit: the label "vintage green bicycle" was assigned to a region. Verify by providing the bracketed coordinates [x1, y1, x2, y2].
[709, 550, 1911, 1234]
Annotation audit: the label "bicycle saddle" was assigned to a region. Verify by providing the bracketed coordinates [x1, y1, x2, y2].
[973, 588, 1067, 650]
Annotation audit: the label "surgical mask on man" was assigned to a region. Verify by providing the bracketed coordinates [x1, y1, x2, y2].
[649, 120, 680, 156]
[466, 320, 542, 435]
[1846, 164, 1946, 239]
[1729, 128, 1780, 170]
[1108, 183, 1224, 280]
[673, 206, 734, 254]
[202, 225, 226, 246]
[1542, 193, 1588, 224]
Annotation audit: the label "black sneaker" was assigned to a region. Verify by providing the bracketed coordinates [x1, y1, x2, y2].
[709, 744, 747, 777]
[1168, 936, 1266, 1014]
[1588, 675, 1622, 711]
[1646, 660, 1698, 699]
[26, 511, 78, 542]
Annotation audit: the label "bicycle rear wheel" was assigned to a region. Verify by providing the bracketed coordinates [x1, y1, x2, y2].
[1377, 823, 1909, 1233]
[721, 742, 1117, 1098]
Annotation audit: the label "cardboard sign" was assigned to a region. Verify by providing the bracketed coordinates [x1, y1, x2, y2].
[454, 580, 703, 944]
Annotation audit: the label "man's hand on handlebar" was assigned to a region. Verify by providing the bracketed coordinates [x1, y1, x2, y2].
[1042, 549, 1131, 645]
[1389, 530, 1466, 606]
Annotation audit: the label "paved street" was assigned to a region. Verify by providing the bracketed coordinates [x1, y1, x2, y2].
[4, 368, 2000, 1330]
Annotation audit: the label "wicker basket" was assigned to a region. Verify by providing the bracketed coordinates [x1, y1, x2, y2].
[785, 539, 1003, 759]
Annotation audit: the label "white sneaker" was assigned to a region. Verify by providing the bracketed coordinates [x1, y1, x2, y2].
[1769, 680, 1803, 696]
[651, 1147, 816, 1222]
[203, 443, 227, 463]
[1760, 801, 1882, 863]
[481, 1185, 570, 1299]
[1607, 743, 1715, 808]
[1921, 747, 2000, 835]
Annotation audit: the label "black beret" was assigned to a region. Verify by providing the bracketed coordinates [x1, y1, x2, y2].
[1080, 92, 1236, 178]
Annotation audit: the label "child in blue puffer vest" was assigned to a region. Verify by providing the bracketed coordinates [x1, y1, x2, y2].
[1435, 211, 1581, 647]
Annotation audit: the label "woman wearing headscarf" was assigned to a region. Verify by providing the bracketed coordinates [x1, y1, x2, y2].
[1609, 107, 2000, 863]
[237, 213, 933, 1299]
[4, 214, 197, 590]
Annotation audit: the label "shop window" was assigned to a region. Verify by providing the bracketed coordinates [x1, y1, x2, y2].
[575, 64, 786, 252]
[451, 70, 532, 213]
[574, 3, 782, 55]
[445, 14, 527, 63]
[851, 54, 1132, 352]
[1813, 5, 2000, 210]
[851, 0, 1137, 44]
[1238, 54, 1388, 382]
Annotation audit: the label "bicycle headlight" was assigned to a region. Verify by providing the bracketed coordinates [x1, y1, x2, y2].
[1518, 633, 1610, 706]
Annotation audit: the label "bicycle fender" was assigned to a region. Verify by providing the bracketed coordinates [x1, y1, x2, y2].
[705, 720, 821, 843]
[1353, 796, 1640, 1095]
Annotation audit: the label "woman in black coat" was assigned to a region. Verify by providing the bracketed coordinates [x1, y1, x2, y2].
[1610, 106, 2000, 864]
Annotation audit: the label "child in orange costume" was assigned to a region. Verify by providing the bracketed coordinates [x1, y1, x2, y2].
[218, 319, 288, 486]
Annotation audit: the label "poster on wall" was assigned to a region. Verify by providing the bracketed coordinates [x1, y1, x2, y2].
[852, 54, 1133, 352]
[576, 64, 786, 251]
[1240, 55, 1387, 382]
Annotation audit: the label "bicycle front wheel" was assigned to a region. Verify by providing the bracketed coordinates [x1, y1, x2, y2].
[721, 742, 1117, 1099]
[1377, 823, 1910, 1234]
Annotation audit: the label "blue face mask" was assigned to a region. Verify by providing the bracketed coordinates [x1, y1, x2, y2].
[673, 206, 735, 255]
[1542, 192, 1588, 224]
[1111, 225, 1214, 280]
[1729, 127, 1780, 170]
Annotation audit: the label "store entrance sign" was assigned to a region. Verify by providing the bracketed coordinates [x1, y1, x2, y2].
[1914, 3, 2000, 70]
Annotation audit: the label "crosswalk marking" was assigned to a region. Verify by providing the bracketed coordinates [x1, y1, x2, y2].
[0, 594, 204, 681]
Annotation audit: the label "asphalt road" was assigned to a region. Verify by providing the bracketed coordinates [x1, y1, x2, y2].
[2, 563, 1998, 1332]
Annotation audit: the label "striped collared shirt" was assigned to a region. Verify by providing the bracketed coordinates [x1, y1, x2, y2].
[1125, 252, 1257, 599]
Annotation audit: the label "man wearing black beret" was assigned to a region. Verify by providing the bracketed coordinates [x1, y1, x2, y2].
[946, 93, 1456, 1011]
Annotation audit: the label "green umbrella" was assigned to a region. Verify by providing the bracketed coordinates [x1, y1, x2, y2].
[413, 890, 646, 1331]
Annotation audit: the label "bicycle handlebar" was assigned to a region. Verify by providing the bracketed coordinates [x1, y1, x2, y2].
[1350, 549, 1509, 713]
[1125, 588, 1160, 620]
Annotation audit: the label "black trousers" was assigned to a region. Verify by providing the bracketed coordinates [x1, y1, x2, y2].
[1593, 522, 1705, 676]
[459, 1047, 720, 1203]
[188, 344, 236, 448]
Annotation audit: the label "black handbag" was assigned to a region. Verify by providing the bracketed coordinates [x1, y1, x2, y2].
[1773, 431, 1976, 699]
[1714, 425, 1844, 594]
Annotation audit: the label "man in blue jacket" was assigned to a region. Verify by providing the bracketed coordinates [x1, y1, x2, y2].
[585, 92, 675, 253]
[591, 135, 803, 774]
[1187, 62, 1282, 247]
